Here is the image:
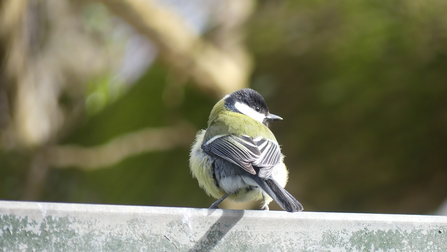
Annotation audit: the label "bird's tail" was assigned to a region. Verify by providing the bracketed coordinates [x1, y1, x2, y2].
[256, 178, 303, 212]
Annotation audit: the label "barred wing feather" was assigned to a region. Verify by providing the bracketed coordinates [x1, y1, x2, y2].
[204, 135, 282, 178]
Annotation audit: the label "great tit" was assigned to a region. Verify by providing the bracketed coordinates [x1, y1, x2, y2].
[190, 88, 303, 212]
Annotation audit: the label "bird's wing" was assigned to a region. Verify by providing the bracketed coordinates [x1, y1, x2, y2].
[252, 137, 282, 178]
[203, 135, 282, 177]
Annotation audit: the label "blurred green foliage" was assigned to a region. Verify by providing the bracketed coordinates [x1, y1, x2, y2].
[46, 65, 215, 208]
[249, 0, 447, 213]
[1, 0, 447, 214]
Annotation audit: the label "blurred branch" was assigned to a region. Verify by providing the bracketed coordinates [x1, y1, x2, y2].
[46, 123, 195, 170]
[93, 0, 253, 96]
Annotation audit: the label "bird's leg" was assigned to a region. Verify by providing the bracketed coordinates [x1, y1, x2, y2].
[209, 193, 230, 209]
[261, 194, 270, 211]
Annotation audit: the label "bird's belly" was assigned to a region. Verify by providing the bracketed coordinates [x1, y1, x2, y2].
[219, 175, 266, 202]
[217, 175, 251, 193]
[213, 159, 266, 202]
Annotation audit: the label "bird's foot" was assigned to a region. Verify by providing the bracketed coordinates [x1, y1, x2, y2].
[261, 194, 270, 211]
[209, 202, 220, 209]
[261, 204, 269, 211]
[209, 193, 230, 209]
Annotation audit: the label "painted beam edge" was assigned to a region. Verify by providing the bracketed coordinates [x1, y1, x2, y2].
[1, 200, 446, 251]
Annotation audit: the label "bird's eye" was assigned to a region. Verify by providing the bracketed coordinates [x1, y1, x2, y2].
[255, 106, 260, 112]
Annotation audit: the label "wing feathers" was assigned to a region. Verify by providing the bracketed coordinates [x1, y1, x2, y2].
[204, 135, 282, 177]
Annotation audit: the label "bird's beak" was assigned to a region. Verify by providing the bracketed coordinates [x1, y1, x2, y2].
[266, 113, 283, 121]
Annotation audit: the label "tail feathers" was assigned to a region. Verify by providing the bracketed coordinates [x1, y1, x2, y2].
[258, 178, 303, 212]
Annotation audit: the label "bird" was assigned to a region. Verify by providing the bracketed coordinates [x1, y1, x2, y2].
[189, 88, 303, 212]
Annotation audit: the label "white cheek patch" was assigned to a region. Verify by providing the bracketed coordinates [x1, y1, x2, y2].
[234, 102, 266, 123]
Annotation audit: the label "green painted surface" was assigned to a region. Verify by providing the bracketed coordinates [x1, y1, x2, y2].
[0, 201, 446, 251]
